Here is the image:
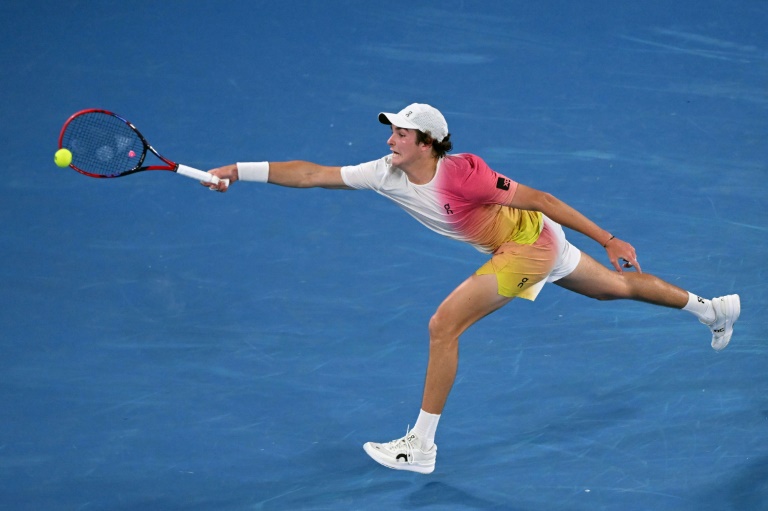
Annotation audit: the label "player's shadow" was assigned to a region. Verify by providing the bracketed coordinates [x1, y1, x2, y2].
[406, 481, 526, 511]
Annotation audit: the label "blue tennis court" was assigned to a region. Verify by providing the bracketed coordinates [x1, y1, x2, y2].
[1, 1, 766, 509]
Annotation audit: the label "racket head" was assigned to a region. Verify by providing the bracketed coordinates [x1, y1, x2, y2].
[58, 109, 170, 178]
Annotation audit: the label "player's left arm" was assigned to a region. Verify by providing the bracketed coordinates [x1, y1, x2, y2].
[508, 184, 641, 273]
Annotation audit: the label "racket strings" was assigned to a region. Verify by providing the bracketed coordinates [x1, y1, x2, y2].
[62, 113, 145, 177]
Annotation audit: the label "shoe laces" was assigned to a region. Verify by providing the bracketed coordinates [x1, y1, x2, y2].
[387, 426, 417, 464]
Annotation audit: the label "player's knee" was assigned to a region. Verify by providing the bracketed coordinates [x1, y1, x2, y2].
[428, 311, 459, 348]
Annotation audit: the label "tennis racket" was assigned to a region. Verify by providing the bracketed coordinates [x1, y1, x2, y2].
[58, 109, 227, 186]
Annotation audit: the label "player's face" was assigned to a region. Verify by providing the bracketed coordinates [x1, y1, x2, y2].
[387, 126, 428, 168]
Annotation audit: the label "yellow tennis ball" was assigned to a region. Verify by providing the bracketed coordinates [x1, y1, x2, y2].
[54, 148, 72, 167]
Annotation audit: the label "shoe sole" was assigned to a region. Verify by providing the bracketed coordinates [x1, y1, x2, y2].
[363, 443, 435, 474]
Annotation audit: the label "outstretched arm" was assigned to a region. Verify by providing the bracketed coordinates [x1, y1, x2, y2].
[206, 161, 350, 190]
[509, 184, 641, 273]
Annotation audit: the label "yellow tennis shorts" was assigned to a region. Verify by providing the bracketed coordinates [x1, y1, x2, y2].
[476, 218, 579, 300]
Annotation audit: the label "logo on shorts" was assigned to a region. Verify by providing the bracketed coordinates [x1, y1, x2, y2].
[496, 177, 511, 190]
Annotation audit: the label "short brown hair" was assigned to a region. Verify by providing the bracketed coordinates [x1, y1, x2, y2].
[416, 131, 453, 158]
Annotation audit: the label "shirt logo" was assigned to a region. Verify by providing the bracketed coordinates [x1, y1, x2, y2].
[444, 203, 454, 214]
[496, 177, 511, 190]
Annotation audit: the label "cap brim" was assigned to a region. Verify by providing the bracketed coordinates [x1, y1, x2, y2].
[378, 112, 420, 130]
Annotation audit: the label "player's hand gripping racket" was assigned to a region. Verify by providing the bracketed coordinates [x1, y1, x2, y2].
[58, 109, 227, 187]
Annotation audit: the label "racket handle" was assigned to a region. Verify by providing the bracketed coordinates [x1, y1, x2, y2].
[176, 164, 230, 187]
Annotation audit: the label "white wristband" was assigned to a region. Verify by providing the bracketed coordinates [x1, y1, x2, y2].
[237, 161, 270, 182]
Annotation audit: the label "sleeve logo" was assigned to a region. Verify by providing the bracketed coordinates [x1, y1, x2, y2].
[496, 177, 511, 190]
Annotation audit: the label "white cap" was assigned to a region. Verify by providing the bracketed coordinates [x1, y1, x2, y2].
[378, 103, 449, 142]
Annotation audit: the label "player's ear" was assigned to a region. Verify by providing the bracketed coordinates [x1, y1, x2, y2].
[419, 136, 435, 150]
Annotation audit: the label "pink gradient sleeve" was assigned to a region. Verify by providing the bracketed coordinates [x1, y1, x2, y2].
[442, 154, 518, 205]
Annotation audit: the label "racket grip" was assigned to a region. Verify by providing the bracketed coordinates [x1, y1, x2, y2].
[177, 164, 222, 185]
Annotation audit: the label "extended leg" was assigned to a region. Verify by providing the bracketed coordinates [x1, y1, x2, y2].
[363, 272, 512, 474]
[553, 251, 688, 307]
[555, 251, 740, 350]
[421, 273, 513, 414]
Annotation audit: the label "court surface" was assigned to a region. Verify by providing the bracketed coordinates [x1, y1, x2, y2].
[1, 1, 766, 510]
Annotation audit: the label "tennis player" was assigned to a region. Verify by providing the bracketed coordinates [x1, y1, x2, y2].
[205, 103, 740, 474]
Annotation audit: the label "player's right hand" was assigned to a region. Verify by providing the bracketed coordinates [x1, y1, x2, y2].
[204, 164, 238, 192]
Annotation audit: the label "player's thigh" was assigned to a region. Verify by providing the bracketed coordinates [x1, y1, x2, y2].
[553, 251, 629, 300]
[432, 273, 513, 337]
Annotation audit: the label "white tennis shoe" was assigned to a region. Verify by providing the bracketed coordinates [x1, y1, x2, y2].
[363, 429, 436, 474]
[704, 294, 741, 351]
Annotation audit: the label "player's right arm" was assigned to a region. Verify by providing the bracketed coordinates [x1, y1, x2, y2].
[207, 161, 350, 190]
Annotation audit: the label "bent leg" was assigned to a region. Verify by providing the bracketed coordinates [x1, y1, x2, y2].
[421, 273, 512, 414]
[554, 251, 688, 308]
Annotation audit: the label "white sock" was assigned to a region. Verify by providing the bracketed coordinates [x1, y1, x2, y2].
[683, 292, 715, 323]
[413, 410, 440, 450]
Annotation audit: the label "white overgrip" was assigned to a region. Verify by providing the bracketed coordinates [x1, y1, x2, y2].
[176, 164, 230, 187]
[176, 164, 218, 184]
